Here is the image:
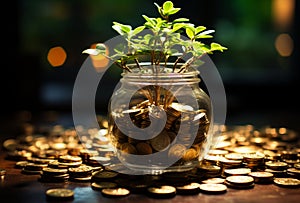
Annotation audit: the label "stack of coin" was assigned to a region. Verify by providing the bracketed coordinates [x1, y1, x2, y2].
[224, 175, 255, 189]
[218, 157, 243, 177]
[242, 152, 265, 170]
[223, 168, 251, 177]
[57, 155, 83, 168]
[197, 162, 221, 178]
[68, 164, 94, 182]
[286, 167, 300, 179]
[265, 161, 288, 177]
[22, 162, 48, 175]
[248, 171, 274, 184]
[39, 167, 69, 183]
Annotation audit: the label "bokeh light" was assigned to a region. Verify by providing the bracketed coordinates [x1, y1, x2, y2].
[47, 46, 67, 67]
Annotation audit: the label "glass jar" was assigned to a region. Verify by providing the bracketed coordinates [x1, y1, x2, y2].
[107, 63, 213, 174]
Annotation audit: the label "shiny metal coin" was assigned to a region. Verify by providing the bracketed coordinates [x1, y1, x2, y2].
[273, 178, 300, 188]
[199, 183, 227, 194]
[147, 185, 176, 198]
[45, 188, 74, 200]
[101, 188, 130, 198]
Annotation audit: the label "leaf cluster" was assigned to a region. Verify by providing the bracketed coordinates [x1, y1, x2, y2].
[83, 1, 227, 73]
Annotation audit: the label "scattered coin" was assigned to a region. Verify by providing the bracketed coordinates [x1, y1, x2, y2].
[91, 182, 118, 191]
[45, 188, 74, 200]
[202, 178, 225, 184]
[273, 178, 300, 188]
[101, 188, 130, 198]
[92, 170, 119, 182]
[199, 183, 227, 194]
[224, 168, 251, 176]
[225, 175, 254, 185]
[0, 168, 6, 176]
[147, 185, 176, 198]
[176, 183, 201, 195]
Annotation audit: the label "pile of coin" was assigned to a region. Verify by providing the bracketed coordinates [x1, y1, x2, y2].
[109, 101, 210, 168]
[2, 122, 300, 199]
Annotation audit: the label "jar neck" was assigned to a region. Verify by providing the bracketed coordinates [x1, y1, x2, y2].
[121, 63, 201, 86]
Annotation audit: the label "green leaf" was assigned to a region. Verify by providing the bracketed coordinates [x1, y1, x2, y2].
[173, 18, 189, 23]
[210, 43, 228, 52]
[142, 15, 156, 27]
[112, 22, 132, 34]
[195, 26, 206, 34]
[168, 8, 181, 15]
[186, 27, 195, 39]
[132, 26, 145, 35]
[172, 23, 185, 32]
[162, 1, 174, 13]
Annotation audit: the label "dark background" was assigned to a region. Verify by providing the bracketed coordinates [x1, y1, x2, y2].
[0, 0, 299, 135]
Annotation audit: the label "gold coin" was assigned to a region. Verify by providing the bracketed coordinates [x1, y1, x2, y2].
[136, 142, 153, 155]
[265, 161, 288, 168]
[182, 148, 199, 161]
[101, 188, 130, 198]
[91, 181, 118, 191]
[120, 143, 137, 154]
[42, 167, 68, 175]
[202, 178, 225, 184]
[168, 144, 186, 159]
[224, 168, 251, 176]
[248, 171, 274, 178]
[46, 188, 74, 199]
[58, 155, 82, 163]
[150, 130, 170, 151]
[248, 171, 274, 183]
[176, 183, 201, 195]
[208, 149, 229, 156]
[273, 178, 300, 187]
[225, 153, 244, 160]
[287, 167, 300, 175]
[294, 163, 300, 170]
[225, 175, 254, 185]
[147, 185, 176, 198]
[199, 183, 227, 194]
